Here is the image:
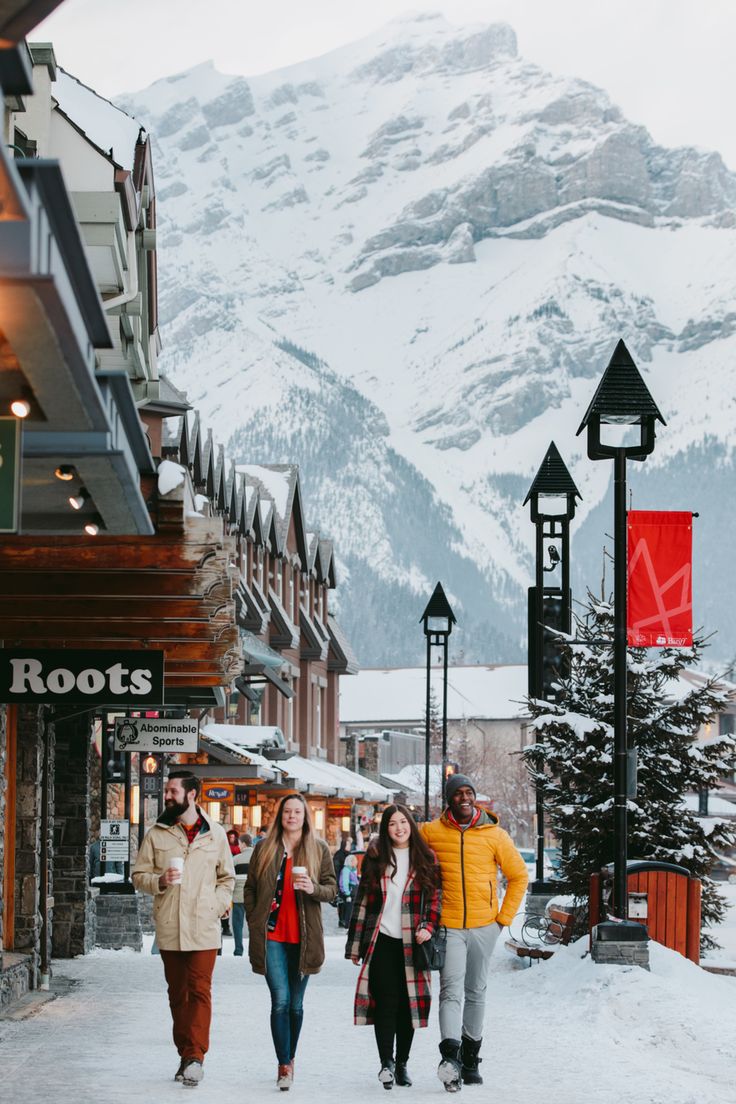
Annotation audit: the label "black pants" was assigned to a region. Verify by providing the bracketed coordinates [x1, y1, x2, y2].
[369, 933, 414, 1066]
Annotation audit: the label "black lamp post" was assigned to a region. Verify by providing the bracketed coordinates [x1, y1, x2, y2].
[523, 441, 581, 889]
[577, 339, 665, 919]
[420, 582, 457, 819]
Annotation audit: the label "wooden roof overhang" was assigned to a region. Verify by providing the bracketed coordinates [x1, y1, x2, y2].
[0, 518, 243, 696]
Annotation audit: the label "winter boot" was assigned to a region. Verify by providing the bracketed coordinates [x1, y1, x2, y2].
[277, 1063, 294, 1091]
[395, 1062, 412, 1087]
[437, 1039, 462, 1093]
[181, 1059, 203, 1087]
[378, 1060, 396, 1090]
[460, 1036, 483, 1085]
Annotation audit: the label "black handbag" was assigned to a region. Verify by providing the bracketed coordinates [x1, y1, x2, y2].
[416, 924, 447, 971]
[416, 890, 447, 971]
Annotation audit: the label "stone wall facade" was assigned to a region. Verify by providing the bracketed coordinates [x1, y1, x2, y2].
[13, 706, 50, 987]
[52, 713, 95, 958]
[0, 952, 30, 1008]
[95, 893, 142, 951]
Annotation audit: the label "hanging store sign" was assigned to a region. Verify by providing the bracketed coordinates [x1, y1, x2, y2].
[627, 510, 693, 647]
[114, 716, 199, 752]
[0, 649, 165, 705]
[0, 417, 21, 533]
[202, 782, 234, 803]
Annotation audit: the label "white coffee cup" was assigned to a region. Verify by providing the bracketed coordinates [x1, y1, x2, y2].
[169, 857, 184, 884]
[292, 865, 307, 887]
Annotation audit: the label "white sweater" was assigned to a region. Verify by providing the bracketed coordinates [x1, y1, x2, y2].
[379, 847, 410, 939]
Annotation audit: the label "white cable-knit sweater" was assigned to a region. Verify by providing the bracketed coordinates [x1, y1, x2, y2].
[379, 846, 410, 938]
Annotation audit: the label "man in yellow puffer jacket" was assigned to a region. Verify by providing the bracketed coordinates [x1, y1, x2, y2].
[421, 773, 528, 1092]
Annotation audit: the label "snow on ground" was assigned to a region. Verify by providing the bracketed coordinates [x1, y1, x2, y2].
[1, 899, 735, 1104]
[703, 881, 736, 968]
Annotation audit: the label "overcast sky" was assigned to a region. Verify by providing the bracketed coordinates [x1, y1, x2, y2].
[35, 0, 736, 168]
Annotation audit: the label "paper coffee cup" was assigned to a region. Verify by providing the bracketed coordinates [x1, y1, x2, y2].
[292, 865, 307, 886]
[169, 857, 184, 884]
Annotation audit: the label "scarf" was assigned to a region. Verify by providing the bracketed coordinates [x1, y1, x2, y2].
[267, 853, 288, 932]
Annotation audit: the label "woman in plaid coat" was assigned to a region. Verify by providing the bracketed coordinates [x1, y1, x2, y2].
[346, 804, 442, 1090]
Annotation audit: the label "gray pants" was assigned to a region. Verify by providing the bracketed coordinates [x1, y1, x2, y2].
[439, 923, 500, 1043]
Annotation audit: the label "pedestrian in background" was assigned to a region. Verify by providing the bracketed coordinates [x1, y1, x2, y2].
[231, 838, 252, 957]
[244, 794, 337, 1090]
[333, 833, 353, 882]
[132, 770, 235, 1088]
[421, 774, 528, 1092]
[338, 853, 360, 929]
[347, 804, 442, 1091]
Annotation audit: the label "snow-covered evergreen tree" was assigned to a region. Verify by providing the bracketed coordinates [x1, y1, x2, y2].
[523, 592, 736, 947]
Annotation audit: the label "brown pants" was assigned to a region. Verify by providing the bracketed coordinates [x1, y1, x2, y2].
[160, 949, 218, 1062]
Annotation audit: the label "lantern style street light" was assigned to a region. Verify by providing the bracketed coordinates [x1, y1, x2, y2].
[523, 441, 581, 890]
[420, 582, 457, 820]
[577, 339, 665, 919]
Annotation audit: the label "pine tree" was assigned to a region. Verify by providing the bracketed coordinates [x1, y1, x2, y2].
[423, 685, 443, 759]
[522, 591, 736, 948]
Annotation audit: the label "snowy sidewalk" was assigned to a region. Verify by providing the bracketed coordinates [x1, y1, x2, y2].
[1, 908, 735, 1104]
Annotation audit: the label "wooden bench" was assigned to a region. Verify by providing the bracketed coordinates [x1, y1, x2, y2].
[505, 906, 576, 967]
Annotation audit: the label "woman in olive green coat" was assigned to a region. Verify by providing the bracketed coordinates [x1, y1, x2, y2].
[244, 794, 336, 1090]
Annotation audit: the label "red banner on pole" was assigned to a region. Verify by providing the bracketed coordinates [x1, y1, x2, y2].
[627, 510, 693, 647]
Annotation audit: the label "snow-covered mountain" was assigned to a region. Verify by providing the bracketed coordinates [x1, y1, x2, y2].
[119, 12, 736, 666]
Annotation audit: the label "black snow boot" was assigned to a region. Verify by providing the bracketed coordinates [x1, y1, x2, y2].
[395, 1062, 412, 1087]
[437, 1039, 462, 1093]
[460, 1036, 483, 1085]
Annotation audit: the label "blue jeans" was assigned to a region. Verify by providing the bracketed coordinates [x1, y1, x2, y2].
[265, 940, 309, 1064]
[231, 903, 245, 956]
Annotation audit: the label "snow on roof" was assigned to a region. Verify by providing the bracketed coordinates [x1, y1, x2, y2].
[277, 755, 392, 802]
[157, 459, 186, 497]
[237, 464, 292, 521]
[339, 665, 529, 724]
[683, 793, 736, 816]
[199, 729, 282, 772]
[55, 68, 143, 171]
[381, 762, 490, 801]
[200, 724, 285, 750]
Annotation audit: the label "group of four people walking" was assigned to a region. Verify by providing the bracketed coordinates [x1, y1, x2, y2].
[133, 769, 528, 1091]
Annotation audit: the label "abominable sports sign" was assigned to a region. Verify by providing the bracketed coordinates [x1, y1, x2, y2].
[114, 717, 199, 752]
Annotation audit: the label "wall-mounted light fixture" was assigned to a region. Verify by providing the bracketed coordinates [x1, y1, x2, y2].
[207, 801, 221, 822]
[54, 465, 75, 481]
[69, 488, 90, 511]
[84, 515, 104, 536]
[10, 397, 31, 418]
[314, 808, 325, 831]
[250, 804, 262, 829]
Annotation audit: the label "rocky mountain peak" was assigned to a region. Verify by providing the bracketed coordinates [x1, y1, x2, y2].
[118, 16, 736, 664]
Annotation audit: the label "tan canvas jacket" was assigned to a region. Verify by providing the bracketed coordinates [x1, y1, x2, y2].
[132, 807, 235, 951]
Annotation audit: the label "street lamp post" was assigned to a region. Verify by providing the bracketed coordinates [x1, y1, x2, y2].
[523, 441, 581, 889]
[420, 582, 457, 819]
[577, 339, 665, 919]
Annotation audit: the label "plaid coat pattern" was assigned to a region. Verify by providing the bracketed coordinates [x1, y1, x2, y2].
[345, 855, 442, 1029]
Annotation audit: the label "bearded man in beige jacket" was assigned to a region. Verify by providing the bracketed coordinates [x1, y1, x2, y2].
[133, 769, 235, 1087]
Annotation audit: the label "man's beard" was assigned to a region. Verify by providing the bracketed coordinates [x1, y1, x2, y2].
[165, 798, 189, 819]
